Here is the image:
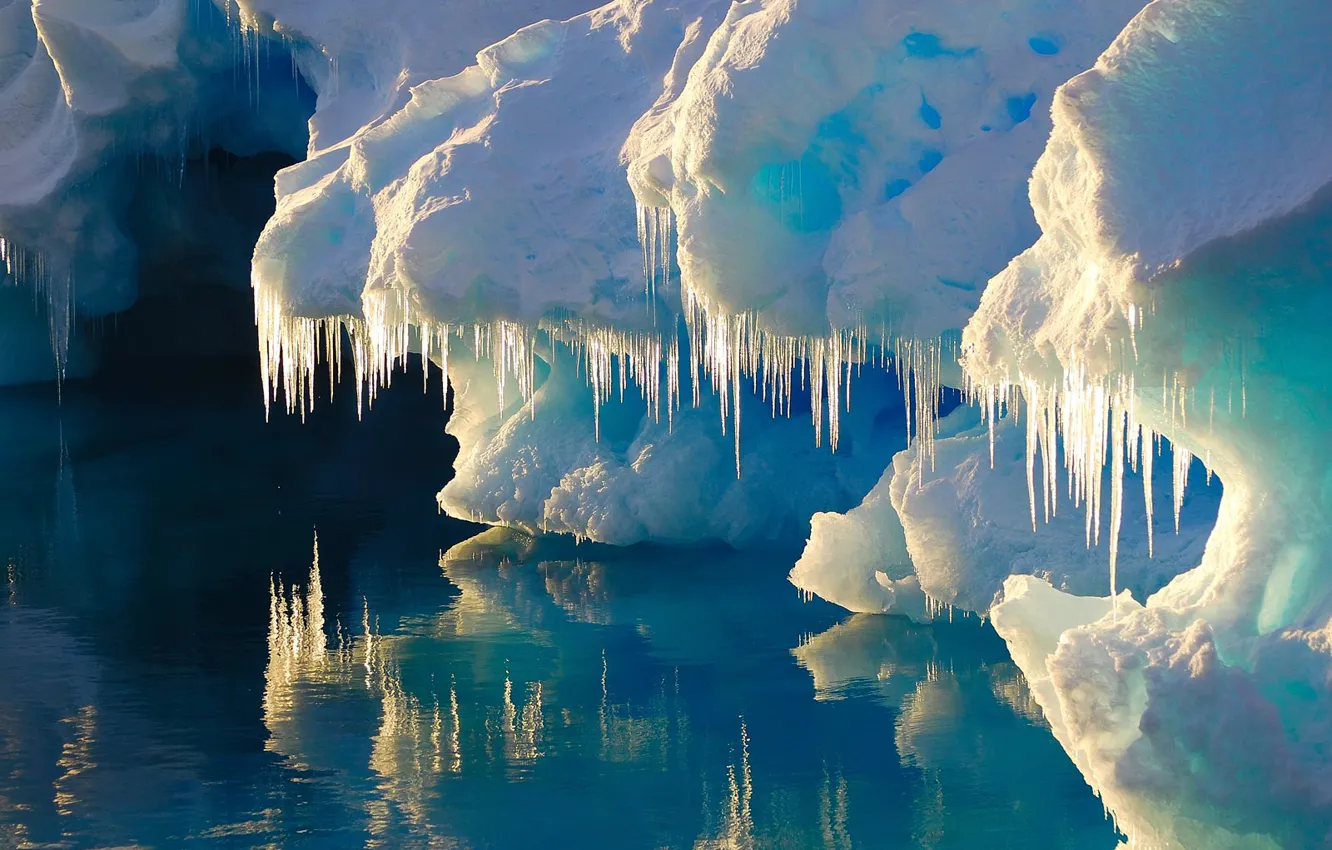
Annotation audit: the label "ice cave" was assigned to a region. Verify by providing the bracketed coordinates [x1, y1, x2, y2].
[0, 0, 1327, 847]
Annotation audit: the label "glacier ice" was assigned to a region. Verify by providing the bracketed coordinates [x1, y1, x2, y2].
[4, 0, 1332, 844]
[960, 0, 1332, 845]
[0, 0, 313, 382]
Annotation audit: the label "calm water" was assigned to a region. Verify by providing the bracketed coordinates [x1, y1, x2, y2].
[0, 366, 1120, 849]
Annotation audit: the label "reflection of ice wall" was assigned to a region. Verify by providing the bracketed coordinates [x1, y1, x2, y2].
[792, 614, 1117, 848]
[959, 1, 1332, 846]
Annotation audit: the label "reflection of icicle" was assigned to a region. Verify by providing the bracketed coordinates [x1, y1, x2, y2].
[818, 767, 851, 850]
[53, 705, 98, 818]
[695, 718, 755, 850]
[261, 539, 481, 845]
[263, 533, 327, 723]
[598, 652, 685, 765]
[497, 667, 545, 761]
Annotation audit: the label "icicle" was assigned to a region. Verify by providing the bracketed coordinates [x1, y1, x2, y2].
[1108, 400, 1125, 613]
[1025, 381, 1039, 532]
[1172, 445, 1192, 533]
[1141, 425, 1154, 558]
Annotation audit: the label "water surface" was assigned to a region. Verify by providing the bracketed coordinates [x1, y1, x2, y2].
[0, 370, 1119, 849]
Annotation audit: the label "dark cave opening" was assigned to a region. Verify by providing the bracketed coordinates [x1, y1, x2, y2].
[91, 148, 298, 389]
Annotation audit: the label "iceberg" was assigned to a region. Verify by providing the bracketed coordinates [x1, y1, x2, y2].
[961, 0, 1332, 845]
[3, 0, 1331, 843]
[0, 0, 313, 381]
[246, 0, 1145, 546]
[3, 0, 1148, 548]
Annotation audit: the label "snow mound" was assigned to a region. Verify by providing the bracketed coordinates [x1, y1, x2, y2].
[961, 0, 1332, 845]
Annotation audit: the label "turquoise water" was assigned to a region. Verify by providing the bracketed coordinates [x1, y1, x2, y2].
[0, 369, 1120, 849]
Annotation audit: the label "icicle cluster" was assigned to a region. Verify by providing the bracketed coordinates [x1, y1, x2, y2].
[554, 323, 681, 440]
[0, 236, 73, 381]
[255, 205, 957, 481]
[970, 348, 1219, 603]
[635, 202, 673, 308]
[892, 336, 949, 480]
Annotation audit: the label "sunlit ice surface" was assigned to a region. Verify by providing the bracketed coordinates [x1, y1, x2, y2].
[0, 372, 1118, 849]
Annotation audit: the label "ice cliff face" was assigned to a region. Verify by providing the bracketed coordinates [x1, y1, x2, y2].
[2, 0, 1329, 844]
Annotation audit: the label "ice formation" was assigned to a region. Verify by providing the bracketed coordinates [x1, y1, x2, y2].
[792, 404, 1219, 617]
[3, 0, 1144, 545]
[0, 0, 313, 383]
[240, 0, 1150, 546]
[5, 0, 1332, 843]
[960, 0, 1332, 845]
